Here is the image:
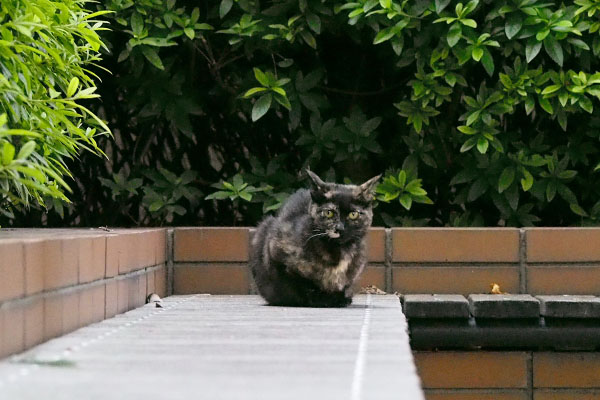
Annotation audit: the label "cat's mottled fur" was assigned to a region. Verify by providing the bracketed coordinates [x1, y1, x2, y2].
[250, 170, 381, 307]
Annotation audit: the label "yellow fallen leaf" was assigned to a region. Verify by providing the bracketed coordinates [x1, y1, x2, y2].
[490, 283, 506, 295]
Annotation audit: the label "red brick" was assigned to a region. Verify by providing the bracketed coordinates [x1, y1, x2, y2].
[137, 273, 147, 307]
[355, 266, 386, 291]
[392, 266, 520, 295]
[117, 278, 129, 314]
[79, 288, 94, 326]
[367, 228, 386, 262]
[118, 233, 137, 274]
[62, 291, 80, 334]
[78, 237, 94, 284]
[61, 237, 79, 287]
[425, 391, 529, 400]
[105, 281, 118, 318]
[43, 239, 63, 291]
[155, 267, 167, 298]
[43, 295, 63, 341]
[24, 240, 44, 295]
[0, 241, 24, 302]
[393, 228, 520, 262]
[91, 285, 106, 323]
[106, 234, 120, 278]
[24, 298, 44, 348]
[155, 230, 166, 264]
[174, 228, 249, 262]
[533, 390, 600, 400]
[92, 236, 106, 281]
[141, 231, 156, 268]
[415, 352, 529, 389]
[0, 304, 24, 358]
[527, 228, 600, 262]
[534, 353, 600, 388]
[527, 266, 600, 295]
[146, 270, 155, 296]
[174, 264, 249, 294]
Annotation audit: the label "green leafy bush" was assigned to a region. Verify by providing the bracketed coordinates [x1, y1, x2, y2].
[0, 0, 110, 219]
[11, 0, 600, 227]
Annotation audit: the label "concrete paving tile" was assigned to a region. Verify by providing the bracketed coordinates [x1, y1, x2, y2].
[0, 295, 423, 400]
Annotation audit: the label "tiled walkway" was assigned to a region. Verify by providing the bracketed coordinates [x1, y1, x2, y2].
[0, 295, 423, 399]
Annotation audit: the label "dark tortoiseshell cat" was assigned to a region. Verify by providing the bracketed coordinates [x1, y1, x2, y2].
[250, 170, 381, 307]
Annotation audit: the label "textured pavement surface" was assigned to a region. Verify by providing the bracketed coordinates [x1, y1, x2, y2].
[0, 295, 423, 400]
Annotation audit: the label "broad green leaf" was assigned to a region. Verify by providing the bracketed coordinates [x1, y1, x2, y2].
[398, 170, 407, 188]
[546, 180, 557, 201]
[239, 191, 253, 201]
[480, 48, 494, 76]
[252, 94, 273, 121]
[472, 47, 484, 61]
[373, 27, 396, 44]
[14, 166, 46, 183]
[447, 23, 462, 47]
[579, 96, 593, 113]
[253, 68, 270, 86]
[505, 13, 522, 39]
[570, 203, 588, 217]
[536, 29, 550, 41]
[476, 137, 489, 153]
[461, 19, 477, 28]
[306, 13, 321, 34]
[220, 0, 234, 18]
[498, 167, 515, 193]
[243, 87, 268, 98]
[131, 12, 144, 36]
[17, 141, 36, 160]
[184, 28, 195, 40]
[2, 142, 15, 165]
[468, 178, 487, 201]
[141, 46, 164, 70]
[399, 193, 412, 209]
[541, 84, 561, 95]
[67, 77, 79, 97]
[274, 93, 292, 110]
[525, 41, 542, 63]
[300, 30, 317, 48]
[435, 0, 451, 14]
[458, 125, 477, 135]
[543, 35, 563, 66]
[466, 110, 481, 126]
[538, 96, 553, 114]
[460, 136, 478, 152]
[521, 169, 534, 191]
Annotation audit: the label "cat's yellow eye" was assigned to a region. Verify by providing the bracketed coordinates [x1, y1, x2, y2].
[348, 211, 359, 220]
[322, 210, 334, 218]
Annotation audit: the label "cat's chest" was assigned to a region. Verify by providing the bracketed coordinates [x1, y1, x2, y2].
[319, 253, 353, 292]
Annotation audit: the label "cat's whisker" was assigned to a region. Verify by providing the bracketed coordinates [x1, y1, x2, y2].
[304, 232, 328, 244]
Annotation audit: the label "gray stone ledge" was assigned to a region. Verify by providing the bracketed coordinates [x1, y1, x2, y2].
[402, 294, 470, 319]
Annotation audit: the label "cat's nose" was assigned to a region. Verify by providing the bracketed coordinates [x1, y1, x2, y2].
[335, 222, 345, 232]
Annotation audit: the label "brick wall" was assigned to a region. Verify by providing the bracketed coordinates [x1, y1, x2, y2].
[0, 229, 167, 359]
[3, 226, 600, 393]
[170, 227, 600, 296]
[415, 351, 600, 400]
[171, 227, 387, 294]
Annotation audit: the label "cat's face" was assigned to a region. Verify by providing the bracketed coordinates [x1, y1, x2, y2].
[306, 171, 380, 243]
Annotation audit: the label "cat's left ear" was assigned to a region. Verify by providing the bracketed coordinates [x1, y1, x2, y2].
[306, 169, 330, 192]
[356, 174, 382, 202]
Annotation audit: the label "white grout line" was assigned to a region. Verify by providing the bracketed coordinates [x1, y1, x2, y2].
[351, 294, 372, 400]
[0, 295, 198, 387]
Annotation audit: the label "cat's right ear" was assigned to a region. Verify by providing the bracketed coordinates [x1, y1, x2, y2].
[306, 169, 329, 199]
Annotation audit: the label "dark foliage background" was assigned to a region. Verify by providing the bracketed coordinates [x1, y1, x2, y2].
[8, 0, 600, 227]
